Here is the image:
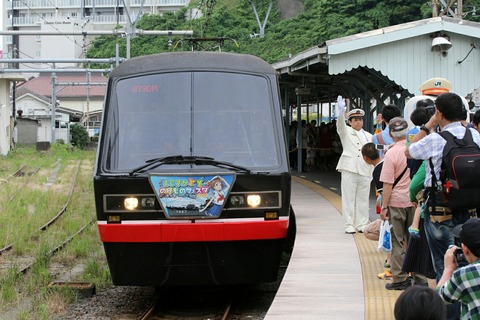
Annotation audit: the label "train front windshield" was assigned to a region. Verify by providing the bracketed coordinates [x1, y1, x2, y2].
[101, 71, 281, 172]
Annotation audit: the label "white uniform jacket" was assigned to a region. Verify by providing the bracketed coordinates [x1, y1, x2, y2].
[335, 110, 373, 177]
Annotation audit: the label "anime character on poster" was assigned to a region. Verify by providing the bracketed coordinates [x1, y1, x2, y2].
[201, 175, 231, 216]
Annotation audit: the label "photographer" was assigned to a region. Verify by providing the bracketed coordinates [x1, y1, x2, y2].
[406, 92, 480, 319]
[405, 93, 480, 280]
[437, 218, 480, 319]
[372, 104, 401, 157]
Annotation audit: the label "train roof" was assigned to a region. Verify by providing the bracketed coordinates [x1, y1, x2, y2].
[109, 52, 276, 78]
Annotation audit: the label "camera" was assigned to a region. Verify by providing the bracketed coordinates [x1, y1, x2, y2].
[425, 105, 436, 117]
[376, 144, 388, 151]
[454, 248, 468, 267]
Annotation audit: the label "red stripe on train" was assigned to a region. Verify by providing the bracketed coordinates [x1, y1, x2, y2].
[98, 220, 289, 242]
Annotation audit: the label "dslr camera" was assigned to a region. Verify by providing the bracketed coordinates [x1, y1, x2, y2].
[454, 248, 468, 267]
[425, 105, 436, 117]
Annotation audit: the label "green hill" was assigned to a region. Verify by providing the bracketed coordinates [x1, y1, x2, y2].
[86, 0, 480, 64]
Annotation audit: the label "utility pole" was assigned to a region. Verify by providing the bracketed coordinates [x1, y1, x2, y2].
[51, 72, 57, 143]
[125, 0, 131, 59]
[457, 0, 463, 18]
[86, 71, 91, 132]
[251, 0, 273, 38]
[122, 0, 146, 59]
[436, 0, 457, 17]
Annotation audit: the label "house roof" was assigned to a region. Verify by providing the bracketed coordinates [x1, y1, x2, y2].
[0, 73, 30, 81]
[16, 87, 51, 104]
[324, 16, 480, 54]
[16, 72, 107, 98]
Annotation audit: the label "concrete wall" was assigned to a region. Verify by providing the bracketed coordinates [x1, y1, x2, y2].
[61, 98, 104, 114]
[0, 105, 11, 155]
[16, 118, 38, 145]
[0, 79, 11, 156]
[16, 94, 70, 143]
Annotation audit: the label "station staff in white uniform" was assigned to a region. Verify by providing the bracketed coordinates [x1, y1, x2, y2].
[336, 96, 373, 233]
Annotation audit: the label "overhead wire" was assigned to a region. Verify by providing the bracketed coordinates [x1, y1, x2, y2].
[174, 0, 218, 51]
[203, 0, 216, 34]
[7, 48, 54, 69]
[172, 0, 205, 51]
[174, 0, 206, 49]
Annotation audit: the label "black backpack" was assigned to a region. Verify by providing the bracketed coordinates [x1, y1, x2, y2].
[435, 128, 480, 210]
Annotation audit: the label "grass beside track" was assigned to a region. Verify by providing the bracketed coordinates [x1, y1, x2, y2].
[0, 144, 111, 319]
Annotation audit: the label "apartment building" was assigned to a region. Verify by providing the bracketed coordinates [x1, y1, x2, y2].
[2, 0, 191, 67]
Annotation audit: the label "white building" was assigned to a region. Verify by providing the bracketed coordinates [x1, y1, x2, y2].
[15, 72, 107, 142]
[0, 73, 29, 155]
[2, 0, 191, 67]
[15, 87, 71, 143]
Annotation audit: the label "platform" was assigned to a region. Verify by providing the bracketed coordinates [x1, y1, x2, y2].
[264, 174, 402, 320]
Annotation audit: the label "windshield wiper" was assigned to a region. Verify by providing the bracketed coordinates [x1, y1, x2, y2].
[129, 155, 251, 176]
[128, 155, 190, 176]
[183, 157, 252, 174]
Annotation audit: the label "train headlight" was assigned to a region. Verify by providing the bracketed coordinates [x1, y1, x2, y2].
[124, 197, 139, 210]
[141, 197, 155, 208]
[230, 195, 245, 206]
[247, 195, 261, 207]
[226, 192, 281, 210]
[104, 195, 159, 212]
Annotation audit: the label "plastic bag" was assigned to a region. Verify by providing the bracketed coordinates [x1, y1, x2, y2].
[377, 220, 392, 253]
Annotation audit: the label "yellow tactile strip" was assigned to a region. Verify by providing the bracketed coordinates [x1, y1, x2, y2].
[293, 176, 401, 320]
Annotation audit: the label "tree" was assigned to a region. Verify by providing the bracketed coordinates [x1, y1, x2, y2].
[85, 0, 480, 64]
[70, 124, 90, 149]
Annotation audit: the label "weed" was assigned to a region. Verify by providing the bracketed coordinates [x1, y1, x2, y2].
[0, 144, 105, 317]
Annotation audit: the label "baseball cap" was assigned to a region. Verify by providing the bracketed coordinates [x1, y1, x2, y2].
[347, 109, 365, 119]
[388, 117, 408, 132]
[453, 218, 480, 256]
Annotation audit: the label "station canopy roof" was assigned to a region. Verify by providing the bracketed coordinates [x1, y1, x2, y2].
[273, 16, 480, 112]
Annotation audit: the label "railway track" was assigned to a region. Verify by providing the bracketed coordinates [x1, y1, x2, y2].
[5, 166, 41, 203]
[1, 148, 289, 319]
[133, 282, 283, 320]
[0, 145, 102, 319]
[0, 159, 95, 280]
[0, 161, 81, 257]
[0, 155, 99, 318]
[48, 264, 287, 320]
[0, 164, 27, 183]
[139, 300, 233, 320]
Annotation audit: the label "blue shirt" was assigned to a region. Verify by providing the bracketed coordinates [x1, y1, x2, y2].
[372, 126, 394, 157]
[372, 126, 394, 145]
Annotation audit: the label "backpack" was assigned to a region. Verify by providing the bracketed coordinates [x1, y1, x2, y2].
[435, 128, 480, 210]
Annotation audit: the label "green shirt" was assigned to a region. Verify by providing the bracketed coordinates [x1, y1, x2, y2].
[409, 161, 425, 203]
[438, 260, 480, 320]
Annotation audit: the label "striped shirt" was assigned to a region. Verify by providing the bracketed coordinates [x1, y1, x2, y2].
[408, 122, 480, 188]
[437, 260, 480, 320]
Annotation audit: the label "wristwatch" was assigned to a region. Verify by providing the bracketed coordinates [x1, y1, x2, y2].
[420, 125, 430, 135]
[381, 206, 388, 210]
